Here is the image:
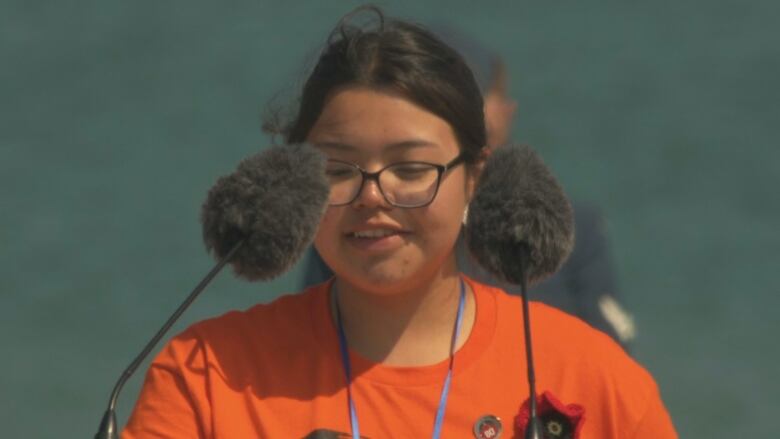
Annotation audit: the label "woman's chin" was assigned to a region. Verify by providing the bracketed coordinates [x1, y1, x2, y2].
[336, 264, 419, 296]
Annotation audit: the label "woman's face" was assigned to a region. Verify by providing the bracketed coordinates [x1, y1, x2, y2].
[308, 86, 477, 295]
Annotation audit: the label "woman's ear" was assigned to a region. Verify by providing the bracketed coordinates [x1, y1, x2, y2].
[465, 147, 488, 201]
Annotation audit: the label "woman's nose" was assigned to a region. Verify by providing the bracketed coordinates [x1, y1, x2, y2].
[353, 177, 390, 209]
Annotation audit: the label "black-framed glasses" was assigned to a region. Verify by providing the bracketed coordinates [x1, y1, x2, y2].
[325, 154, 465, 208]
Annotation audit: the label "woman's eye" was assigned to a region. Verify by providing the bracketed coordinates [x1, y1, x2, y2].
[391, 164, 433, 180]
[325, 168, 356, 180]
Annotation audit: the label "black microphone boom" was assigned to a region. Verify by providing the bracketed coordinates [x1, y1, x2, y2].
[465, 144, 575, 439]
[93, 242, 245, 439]
[94, 144, 329, 439]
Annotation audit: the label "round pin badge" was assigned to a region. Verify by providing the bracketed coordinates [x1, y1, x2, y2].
[473, 415, 502, 439]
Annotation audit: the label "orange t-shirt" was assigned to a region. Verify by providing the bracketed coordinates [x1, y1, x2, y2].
[123, 277, 676, 438]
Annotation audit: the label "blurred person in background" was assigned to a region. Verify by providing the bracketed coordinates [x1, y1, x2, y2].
[299, 23, 637, 350]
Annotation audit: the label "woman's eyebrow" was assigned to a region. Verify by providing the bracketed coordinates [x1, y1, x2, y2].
[312, 142, 355, 152]
[385, 140, 439, 151]
[313, 139, 438, 152]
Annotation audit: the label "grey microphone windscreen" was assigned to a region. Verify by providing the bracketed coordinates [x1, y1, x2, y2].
[201, 144, 329, 281]
[465, 144, 575, 286]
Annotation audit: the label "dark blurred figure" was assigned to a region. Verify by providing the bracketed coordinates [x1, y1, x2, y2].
[298, 24, 636, 349]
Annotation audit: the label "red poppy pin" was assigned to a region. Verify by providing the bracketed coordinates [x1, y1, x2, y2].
[515, 391, 585, 439]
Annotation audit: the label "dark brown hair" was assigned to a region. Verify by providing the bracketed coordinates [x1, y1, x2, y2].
[280, 6, 487, 164]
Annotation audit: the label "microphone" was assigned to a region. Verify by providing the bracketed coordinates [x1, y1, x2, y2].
[94, 144, 330, 439]
[201, 143, 330, 281]
[464, 144, 575, 439]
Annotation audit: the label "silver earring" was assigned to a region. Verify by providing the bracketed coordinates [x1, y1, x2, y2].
[462, 205, 469, 225]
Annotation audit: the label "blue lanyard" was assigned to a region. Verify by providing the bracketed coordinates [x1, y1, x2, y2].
[334, 279, 466, 439]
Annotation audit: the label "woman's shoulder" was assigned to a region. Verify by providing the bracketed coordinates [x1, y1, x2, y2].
[474, 279, 659, 395]
[162, 283, 330, 361]
[474, 281, 672, 435]
[475, 280, 628, 353]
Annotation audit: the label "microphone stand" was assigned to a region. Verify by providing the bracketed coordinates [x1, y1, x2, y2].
[518, 252, 543, 439]
[94, 239, 245, 439]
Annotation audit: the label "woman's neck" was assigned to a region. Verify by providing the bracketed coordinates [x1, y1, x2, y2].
[332, 269, 476, 367]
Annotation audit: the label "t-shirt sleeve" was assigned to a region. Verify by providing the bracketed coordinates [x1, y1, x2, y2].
[121, 330, 209, 439]
[630, 383, 678, 439]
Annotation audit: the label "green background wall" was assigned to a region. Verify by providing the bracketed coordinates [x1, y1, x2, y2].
[2, 1, 777, 437]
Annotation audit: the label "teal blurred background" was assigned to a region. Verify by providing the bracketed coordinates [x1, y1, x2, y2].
[2, 1, 778, 437]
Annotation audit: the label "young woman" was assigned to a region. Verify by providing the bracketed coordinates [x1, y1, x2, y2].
[123, 7, 676, 438]
[299, 24, 637, 352]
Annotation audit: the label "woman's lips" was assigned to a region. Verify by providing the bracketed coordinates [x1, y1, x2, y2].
[344, 228, 408, 252]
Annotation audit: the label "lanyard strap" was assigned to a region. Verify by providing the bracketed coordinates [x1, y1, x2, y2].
[335, 279, 466, 439]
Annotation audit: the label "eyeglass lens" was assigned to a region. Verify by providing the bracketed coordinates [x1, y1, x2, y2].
[325, 161, 441, 207]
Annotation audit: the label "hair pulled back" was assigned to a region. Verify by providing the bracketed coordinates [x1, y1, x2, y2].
[284, 6, 487, 164]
